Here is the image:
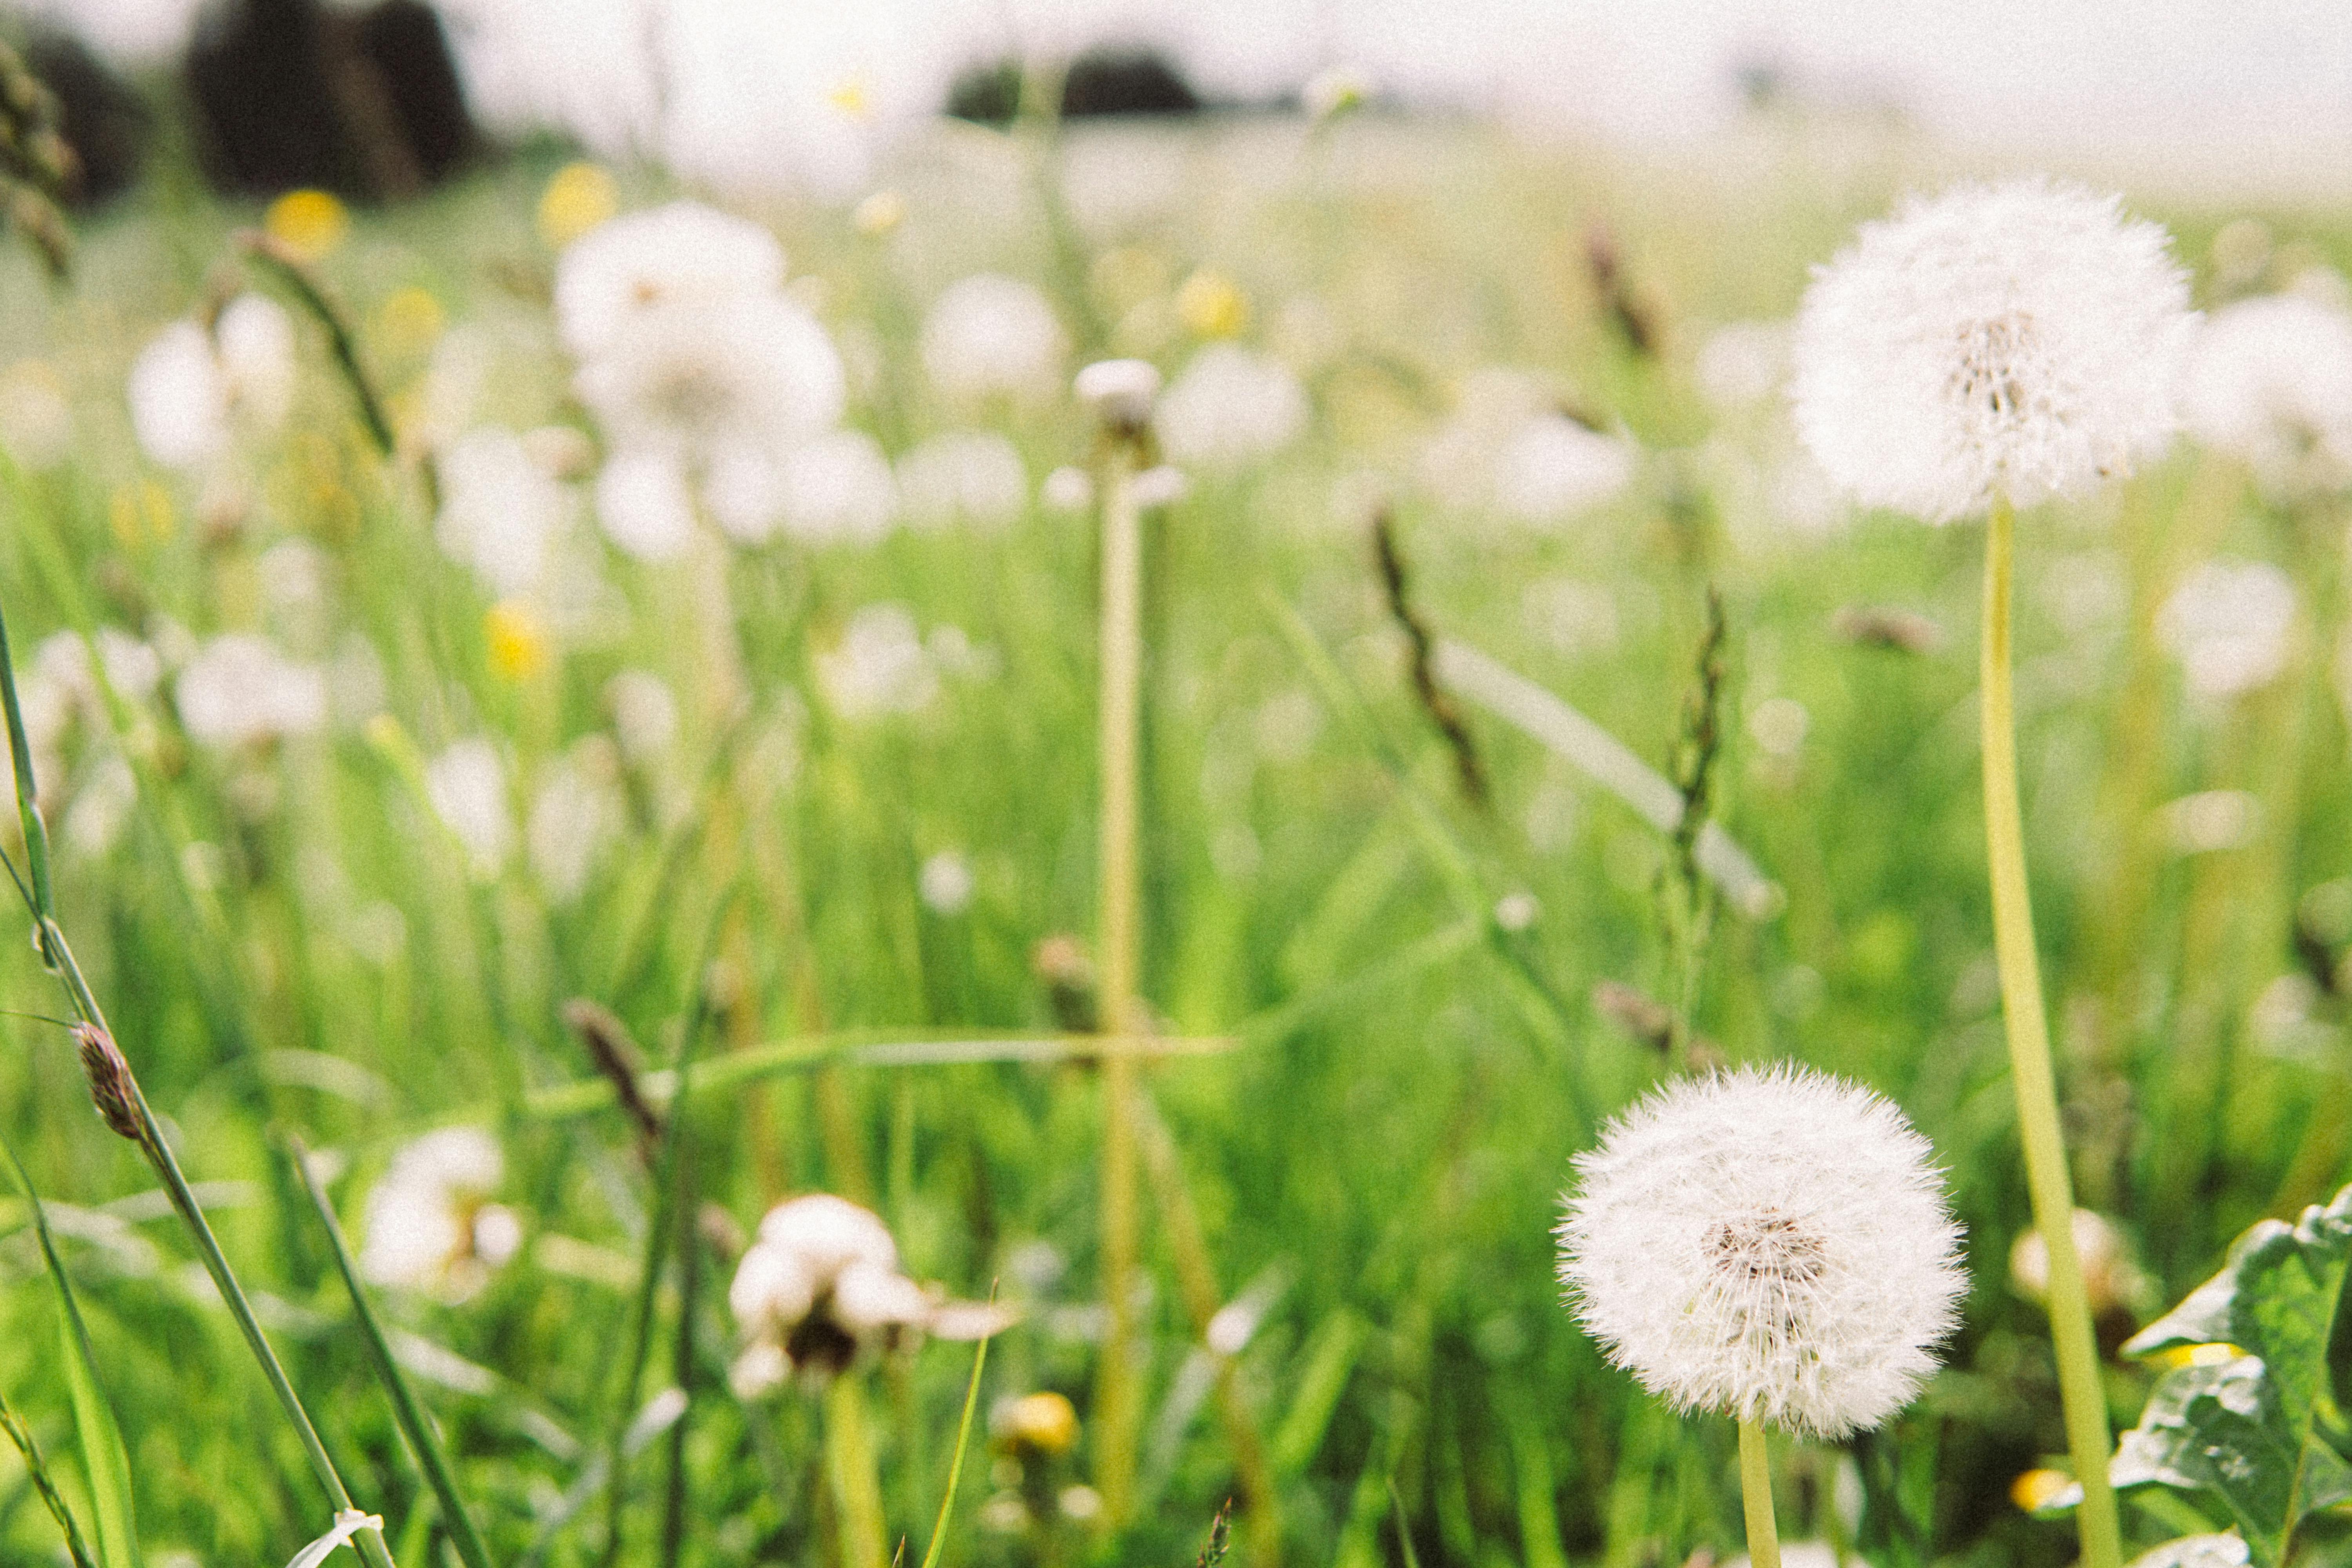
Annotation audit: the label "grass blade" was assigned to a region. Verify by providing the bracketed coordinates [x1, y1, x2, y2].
[0, 597, 56, 927]
[0, 1381, 100, 1568]
[917, 1305, 996, 1568]
[0, 1131, 141, 1568]
[282, 1132, 498, 1568]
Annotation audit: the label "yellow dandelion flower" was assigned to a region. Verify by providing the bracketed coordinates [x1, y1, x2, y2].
[2009, 1468, 2079, 1514]
[992, 1392, 1080, 1457]
[265, 189, 350, 263]
[109, 479, 176, 548]
[1176, 269, 1249, 339]
[537, 162, 617, 249]
[2151, 1341, 2244, 1370]
[376, 286, 445, 358]
[486, 601, 550, 681]
[829, 74, 872, 120]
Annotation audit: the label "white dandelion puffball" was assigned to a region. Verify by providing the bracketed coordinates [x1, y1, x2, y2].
[2157, 558, 2297, 699]
[423, 739, 515, 874]
[359, 1126, 520, 1299]
[1557, 1063, 1964, 1438]
[573, 292, 845, 461]
[1075, 359, 1160, 430]
[2181, 293, 2352, 492]
[1494, 414, 1637, 525]
[1791, 180, 2195, 523]
[919, 849, 975, 915]
[554, 201, 786, 361]
[595, 448, 699, 563]
[436, 427, 571, 596]
[817, 603, 938, 719]
[920, 274, 1067, 402]
[1156, 345, 1308, 469]
[128, 294, 296, 472]
[896, 432, 1027, 531]
[174, 635, 327, 750]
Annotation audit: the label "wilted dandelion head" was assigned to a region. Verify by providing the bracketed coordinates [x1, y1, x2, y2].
[1556, 1063, 1964, 1438]
[1790, 179, 2195, 523]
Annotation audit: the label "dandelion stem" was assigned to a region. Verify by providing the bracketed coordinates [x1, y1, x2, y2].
[1735, 1419, 1779, 1568]
[1980, 493, 2120, 1568]
[824, 1373, 890, 1568]
[1094, 435, 1145, 1526]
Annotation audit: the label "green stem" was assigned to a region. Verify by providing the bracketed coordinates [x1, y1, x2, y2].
[1094, 440, 1144, 1525]
[1736, 1420, 1779, 1568]
[824, 1373, 889, 1568]
[1980, 495, 2120, 1568]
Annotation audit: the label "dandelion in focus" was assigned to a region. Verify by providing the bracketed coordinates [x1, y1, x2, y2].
[1558, 1063, 1964, 1438]
[359, 1127, 522, 1300]
[2158, 559, 2297, 700]
[1791, 179, 2194, 522]
[263, 188, 348, 263]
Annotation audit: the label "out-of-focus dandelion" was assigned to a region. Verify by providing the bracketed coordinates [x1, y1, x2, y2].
[852, 189, 904, 237]
[423, 739, 515, 875]
[527, 742, 623, 903]
[1042, 465, 1094, 514]
[1791, 179, 2194, 523]
[919, 849, 975, 915]
[1175, 269, 1249, 339]
[897, 431, 1026, 530]
[2011, 1209, 2142, 1317]
[175, 634, 327, 750]
[606, 669, 679, 766]
[1696, 321, 1791, 411]
[128, 294, 297, 471]
[2158, 559, 2296, 699]
[1129, 465, 1189, 509]
[706, 427, 898, 547]
[435, 427, 571, 596]
[726, 1193, 1009, 1396]
[1074, 359, 1160, 433]
[1560, 1064, 1962, 1568]
[920, 274, 1066, 403]
[554, 201, 785, 361]
[537, 161, 618, 249]
[1156, 345, 1307, 469]
[1495, 413, 1637, 525]
[817, 604, 938, 719]
[484, 601, 550, 682]
[264, 188, 348, 263]
[2180, 292, 2352, 494]
[359, 1127, 521, 1300]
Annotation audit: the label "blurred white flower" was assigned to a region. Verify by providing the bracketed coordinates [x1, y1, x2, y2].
[728, 1193, 1012, 1396]
[1075, 358, 1160, 430]
[1129, 465, 1190, 509]
[2157, 559, 2296, 699]
[175, 634, 327, 749]
[1495, 414, 1637, 524]
[920, 274, 1066, 402]
[424, 739, 515, 874]
[554, 201, 786, 361]
[1042, 465, 1094, 514]
[1156, 346, 1307, 468]
[606, 669, 679, 764]
[897, 432, 1026, 530]
[817, 603, 936, 718]
[2180, 292, 2352, 493]
[593, 447, 699, 562]
[1557, 1063, 1964, 1437]
[919, 849, 974, 915]
[63, 756, 136, 858]
[708, 428, 898, 547]
[528, 744, 624, 902]
[436, 427, 572, 595]
[127, 294, 297, 471]
[1791, 179, 2195, 522]
[359, 1126, 521, 1300]
[2009, 1207, 2142, 1315]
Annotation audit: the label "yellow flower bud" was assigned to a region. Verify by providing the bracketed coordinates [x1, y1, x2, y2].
[265, 189, 349, 263]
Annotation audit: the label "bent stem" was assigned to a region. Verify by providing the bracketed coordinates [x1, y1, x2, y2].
[1981, 494, 2120, 1568]
[1736, 1419, 1779, 1568]
[1094, 437, 1145, 1524]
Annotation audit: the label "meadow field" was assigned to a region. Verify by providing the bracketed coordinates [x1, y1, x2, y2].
[0, 102, 2346, 1568]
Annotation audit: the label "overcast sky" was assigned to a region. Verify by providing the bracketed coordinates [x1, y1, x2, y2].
[34, 0, 2352, 192]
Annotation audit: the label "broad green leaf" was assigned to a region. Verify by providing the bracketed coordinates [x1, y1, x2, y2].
[2112, 1185, 2352, 1566]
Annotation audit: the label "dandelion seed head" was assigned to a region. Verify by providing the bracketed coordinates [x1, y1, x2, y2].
[554, 201, 786, 361]
[1791, 179, 2195, 522]
[436, 427, 571, 597]
[2181, 292, 2352, 494]
[2158, 558, 2296, 699]
[1156, 345, 1307, 469]
[1556, 1063, 1964, 1437]
[896, 432, 1026, 532]
[175, 634, 327, 750]
[423, 739, 514, 875]
[920, 274, 1067, 402]
[1075, 358, 1161, 432]
[360, 1126, 517, 1299]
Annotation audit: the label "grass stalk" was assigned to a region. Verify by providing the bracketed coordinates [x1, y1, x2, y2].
[1735, 1419, 1779, 1568]
[282, 1132, 497, 1568]
[0, 1384, 99, 1568]
[1094, 433, 1145, 1525]
[1979, 494, 2120, 1568]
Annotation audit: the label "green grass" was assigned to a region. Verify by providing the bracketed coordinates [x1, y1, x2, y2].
[0, 113, 2342, 1568]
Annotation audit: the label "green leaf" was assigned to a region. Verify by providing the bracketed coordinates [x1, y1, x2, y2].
[1, 1132, 142, 1568]
[2112, 1185, 2352, 1566]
